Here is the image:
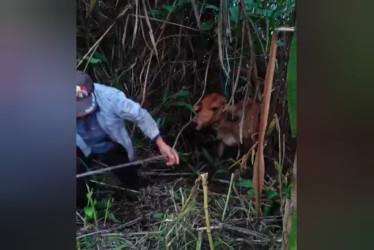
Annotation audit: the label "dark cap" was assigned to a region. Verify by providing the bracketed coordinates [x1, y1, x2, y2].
[76, 71, 97, 117]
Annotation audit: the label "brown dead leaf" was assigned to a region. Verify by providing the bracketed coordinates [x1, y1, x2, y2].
[253, 33, 278, 216]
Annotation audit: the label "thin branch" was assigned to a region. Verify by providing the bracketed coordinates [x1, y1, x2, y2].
[131, 0, 139, 47]
[129, 14, 200, 31]
[76, 217, 142, 239]
[194, 51, 213, 105]
[191, 0, 201, 29]
[76, 155, 165, 178]
[172, 118, 193, 149]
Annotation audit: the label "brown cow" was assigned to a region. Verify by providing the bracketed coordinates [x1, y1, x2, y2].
[193, 93, 260, 158]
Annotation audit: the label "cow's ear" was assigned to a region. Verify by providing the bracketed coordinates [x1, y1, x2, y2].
[193, 105, 200, 112]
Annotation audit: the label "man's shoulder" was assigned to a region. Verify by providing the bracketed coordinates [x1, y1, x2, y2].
[93, 83, 128, 111]
[94, 83, 127, 99]
[94, 83, 122, 94]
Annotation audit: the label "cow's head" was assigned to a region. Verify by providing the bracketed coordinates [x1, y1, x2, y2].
[193, 93, 227, 130]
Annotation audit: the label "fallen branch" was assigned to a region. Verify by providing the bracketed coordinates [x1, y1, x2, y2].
[76, 217, 142, 239]
[101, 231, 161, 237]
[221, 223, 270, 241]
[195, 221, 270, 241]
[89, 179, 140, 193]
[141, 172, 193, 177]
[76, 155, 165, 178]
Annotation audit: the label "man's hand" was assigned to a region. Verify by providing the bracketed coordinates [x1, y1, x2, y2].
[155, 136, 180, 166]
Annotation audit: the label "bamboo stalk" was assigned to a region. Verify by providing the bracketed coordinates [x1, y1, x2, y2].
[196, 231, 203, 250]
[201, 173, 214, 250]
[221, 173, 235, 221]
[181, 175, 201, 213]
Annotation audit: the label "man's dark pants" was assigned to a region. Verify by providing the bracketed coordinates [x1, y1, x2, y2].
[76, 144, 140, 208]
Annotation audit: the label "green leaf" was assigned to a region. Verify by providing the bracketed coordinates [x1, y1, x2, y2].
[244, 0, 257, 8]
[171, 101, 195, 113]
[229, 7, 239, 24]
[263, 9, 274, 17]
[213, 238, 224, 247]
[177, 0, 190, 7]
[110, 75, 122, 88]
[202, 147, 214, 164]
[178, 152, 190, 162]
[204, 4, 220, 12]
[162, 87, 169, 102]
[149, 10, 163, 18]
[168, 89, 190, 99]
[156, 117, 161, 126]
[277, 39, 285, 47]
[89, 58, 102, 64]
[93, 52, 107, 62]
[274, 161, 282, 174]
[244, 0, 254, 5]
[155, 117, 166, 127]
[83, 236, 96, 248]
[287, 34, 297, 138]
[287, 184, 293, 197]
[267, 190, 278, 200]
[263, 205, 271, 216]
[247, 189, 254, 196]
[89, 0, 99, 14]
[163, 5, 176, 13]
[289, 210, 297, 250]
[215, 168, 228, 174]
[265, 118, 276, 136]
[153, 212, 165, 221]
[200, 20, 214, 31]
[84, 207, 94, 219]
[238, 179, 253, 188]
[107, 212, 120, 223]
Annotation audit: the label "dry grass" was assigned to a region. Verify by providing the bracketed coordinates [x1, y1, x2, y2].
[76, 164, 285, 249]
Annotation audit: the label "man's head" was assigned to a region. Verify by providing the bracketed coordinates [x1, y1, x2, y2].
[76, 71, 97, 118]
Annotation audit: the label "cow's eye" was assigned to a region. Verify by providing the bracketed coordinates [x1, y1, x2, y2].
[212, 107, 219, 111]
